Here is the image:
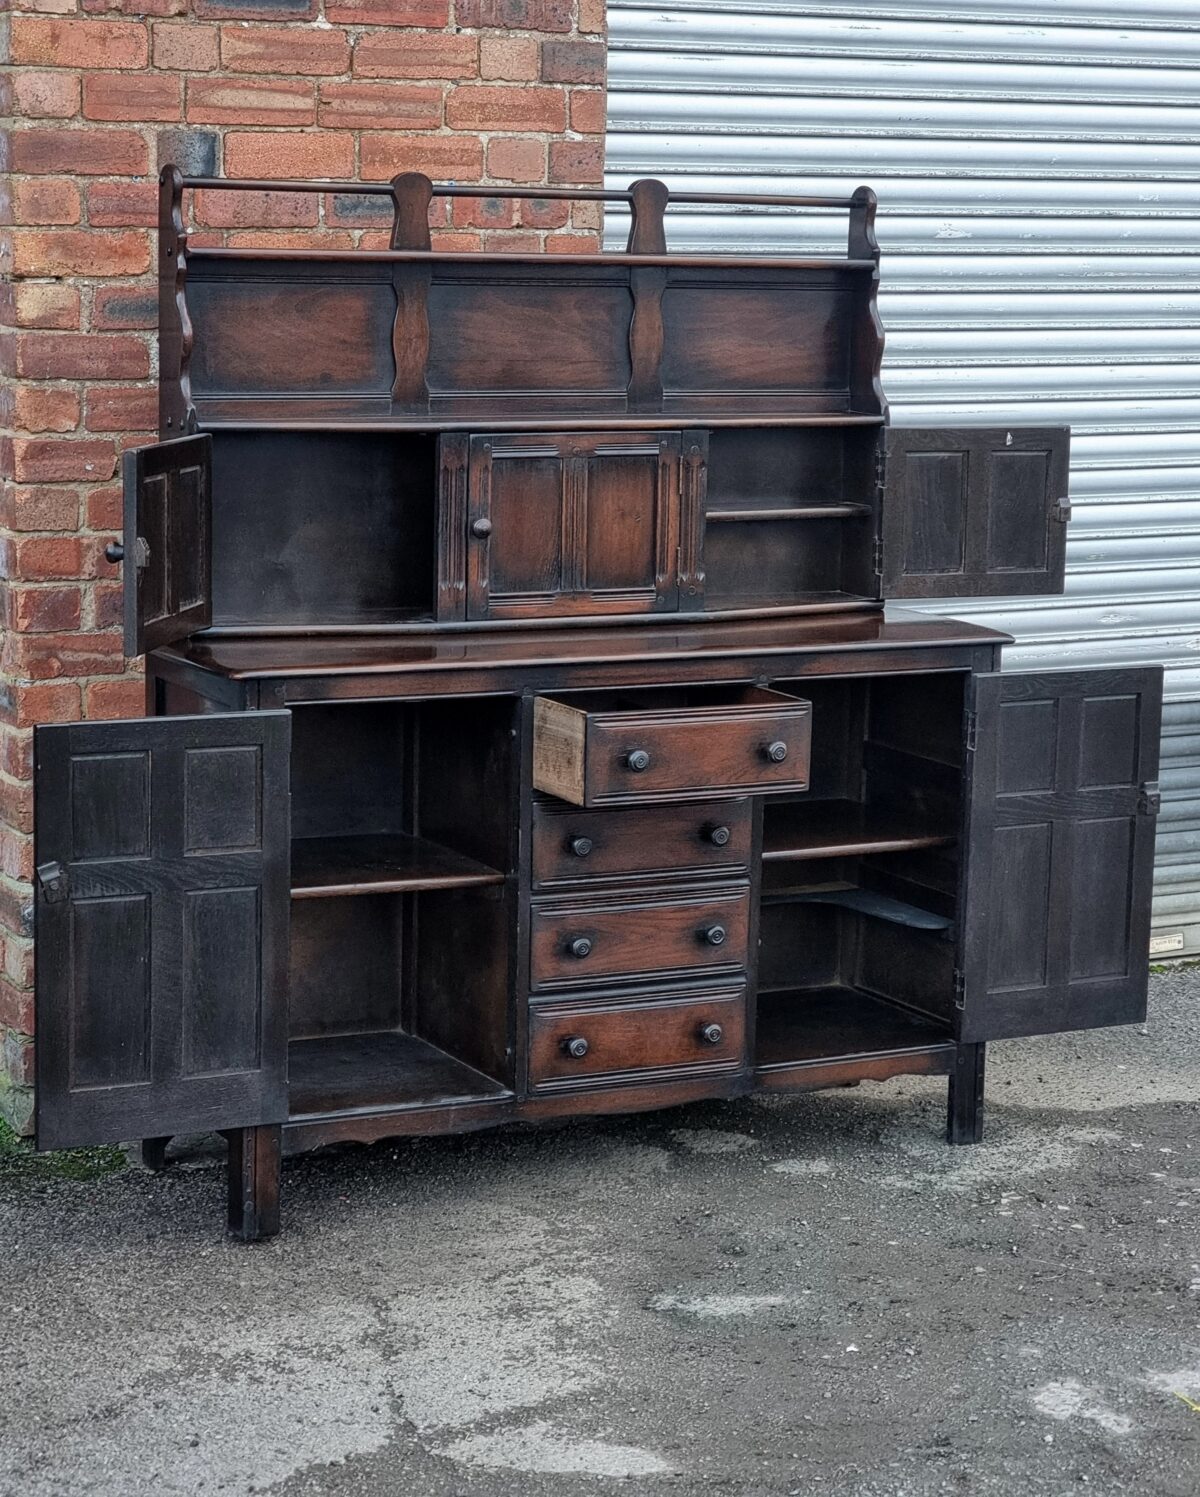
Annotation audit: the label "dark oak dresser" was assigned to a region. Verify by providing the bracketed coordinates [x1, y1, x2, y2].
[32, 169, 1162, 1239]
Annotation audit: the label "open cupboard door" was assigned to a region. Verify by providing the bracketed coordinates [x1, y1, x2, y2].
[34, 712, 290, 1149]
[958, 667, 1162, 1043]
[882, 427, 1070, 599]
[120, 433, 213, 655]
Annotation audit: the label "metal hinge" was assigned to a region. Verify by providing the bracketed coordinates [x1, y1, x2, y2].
[1052, 499, 1072, 525]
[35, 860, 69, 904]
[964, 709, 977, 754]
[872, 535, 884, 577]
[1138, 782, 1162, 816]
[953, 968, 966, 1011]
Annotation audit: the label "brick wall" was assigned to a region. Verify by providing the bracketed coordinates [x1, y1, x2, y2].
[0, 0, 608, 1132]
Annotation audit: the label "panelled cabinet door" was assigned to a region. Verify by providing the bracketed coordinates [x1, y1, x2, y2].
[34, 711, 290, 1150]
[122, 432, 213, 656]
[882, 427, 1070, 599]
[464, 431, 683, 620]
[958, 667, 1163, 1043]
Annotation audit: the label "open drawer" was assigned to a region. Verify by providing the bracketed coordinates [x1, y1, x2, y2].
[532, 685, 812, 806]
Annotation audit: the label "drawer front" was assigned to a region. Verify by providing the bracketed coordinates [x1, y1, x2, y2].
[529, 990, 745, 1088]
[533, 689, 812, 807]
[530, 884, 749, 991]
[532, 798, 752, 887]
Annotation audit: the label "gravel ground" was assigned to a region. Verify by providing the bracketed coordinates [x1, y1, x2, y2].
[1, 968, 1197, 1497]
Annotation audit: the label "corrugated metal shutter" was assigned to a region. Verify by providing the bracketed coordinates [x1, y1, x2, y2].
[605, 0, 1200, 957]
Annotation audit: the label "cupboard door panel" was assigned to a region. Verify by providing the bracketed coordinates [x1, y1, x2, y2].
[34, 711, 290, 1149]
[959, 667, 1162, 1042]
[883, 427, 1069, 599]
[121, 433, 213, 655]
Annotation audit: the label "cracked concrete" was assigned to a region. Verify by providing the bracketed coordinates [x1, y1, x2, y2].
[1, 967, 1198, 1495]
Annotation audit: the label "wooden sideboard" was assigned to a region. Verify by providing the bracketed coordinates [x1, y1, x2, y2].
[31, 169, 1162, 1239]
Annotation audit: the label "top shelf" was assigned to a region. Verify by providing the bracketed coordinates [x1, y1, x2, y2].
[195, 408, 888, 434]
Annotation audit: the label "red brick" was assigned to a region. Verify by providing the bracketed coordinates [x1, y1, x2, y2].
[187, 77, 316, 127]
[541, 40, 605, 85]
[486, 136, 546, 184]
[0, 730, 32, 787]
[85, 678, 145, 719]
[11, 682, 81, 727]
[6, 631, 125, 682]
[446, 85, 566, 133]
[450, 196, 518, 231]
[84, 384, 157, 431]
[546, 231, 598, 252]
[0, 978, 34, 1037]
[428, 229, 484, 253]
[220, 25, 350, 76]
[519, 196, 570, 230]
[86, 486, 123, 530]
[482, 229, 542, 253]
[549, 139, 603, 185]
[353, 32, 477, 80]
[10, 178, 82, 227]
[10, 129, 148, 176]
[8, 229, 149, 278]
[570, 87, 605, 134]
[86, 181, 157, 227]
[223, 131, 354, 179]
[3, 935, 34, 992]
[327, 0, 446, 21]
[9, 388, 81, 434]
[361, 133, 483, 181]
[224, 229, 355, 250]
[11, 70, 81, 120]
[1, 486, 81, 532]
[153, 22, 220, 71]
[0, 778, 33, 838]
[579, 0, 605, 33]
[8, 537, 86, 584]
[92, 581, 125, 630]
[317, 82, 442, 131]
[9, 18, 149, 69]
[455, 0, 572, 30]
[80, 0, 184, 12]
[1, 284, 80, 331]
[11, 441, 115, 485]
[194, 0, 316, 15]
[7, 583, 83, 631]
[83, 71, 181, 121]
[91, 286, 156, 329]
[480, 36, 539, 82]
[324, 191, 396, 229]
[16, 333, 149, 381]
[193, 187, 317, 228]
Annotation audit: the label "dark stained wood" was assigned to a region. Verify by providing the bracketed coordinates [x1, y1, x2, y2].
[291, 833, 503, 899]
[532, 796, 752, 888]
[288, 1031, 511, 1117]
[390, 171, 433, 251]
[122, 433, 212, 655]
[34, 711, 290, 1150]
[158, 165, 194, 437]
[762, 800, 956, 862]
[225, 1124, 282, 1242]
[755, 987, 953, 1073]
[947, 1043, 985, 1145]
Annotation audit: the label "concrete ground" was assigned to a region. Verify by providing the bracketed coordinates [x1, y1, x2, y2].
[1, 970, 1198, 1497]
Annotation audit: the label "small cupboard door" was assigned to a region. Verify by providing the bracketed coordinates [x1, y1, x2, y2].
[34, 712, 290, 1150]
[120, 433, 213, 656]
[882, 427, 1070, 599]
[958, 667, 1162, 1043]
[464, 432, 683, 619]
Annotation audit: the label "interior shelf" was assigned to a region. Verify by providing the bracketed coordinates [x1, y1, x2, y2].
[291, 832, 505, 899]
[762, 879, 953, 932]
[706, 504, 871, 522]
[763, 799, 956, 863]
[288, 1031, 512, 1117]
[755, 987, 954, 1072]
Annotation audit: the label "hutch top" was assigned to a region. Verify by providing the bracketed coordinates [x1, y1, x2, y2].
[32, 169, 1161, 1239]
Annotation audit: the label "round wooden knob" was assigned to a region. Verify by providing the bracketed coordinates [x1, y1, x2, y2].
[104, 541, 125, 564]
[625, 749, 651, 772]
[763, 740, 789, 763]
[568, 936, 593, 959]
[703, 823, 731, 847]
[701, 924, 727, 947]
[563, 1036, 589, 1059]
[699, 1022, 724, 1046]
[567, 835, 593, 858]
[470, 517, 493, 539]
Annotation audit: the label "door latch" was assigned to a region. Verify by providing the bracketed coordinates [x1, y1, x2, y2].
[1052, 499, 1072, 524]
[1138, 782, 1162, 816]
[133, 536, 151, 570]
[35, 861, 69, 904]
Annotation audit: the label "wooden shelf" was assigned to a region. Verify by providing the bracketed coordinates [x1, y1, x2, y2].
[291, 832, 504, 899]
[763, 799, 956, 863]
[755, 987, 953, 1073]
[762, 877, 953, 932]
[288, 1031, 511, 1117]
[707, 504, 871, 523]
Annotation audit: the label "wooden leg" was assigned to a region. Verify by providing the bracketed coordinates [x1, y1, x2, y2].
[140, 1137, 172, 1172]
[224, 1125, 282, 1242]
[947, 1043, 985, 1146]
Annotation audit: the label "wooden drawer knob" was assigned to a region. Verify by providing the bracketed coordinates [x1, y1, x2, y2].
[470, 517, 493, 539]
[700, 924, 727, 947]
[563, 1036, 589, 1059]
[702, 823, 731, 847]
[567, 835, 593, 858]
[699, 1022, 724, 1046]
[763, 740, 789, 763]
[567, 936, 593, 959]
[625, 749, 651, 772]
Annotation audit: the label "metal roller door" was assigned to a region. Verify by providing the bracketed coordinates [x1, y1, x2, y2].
[605, 0, 1200, 958]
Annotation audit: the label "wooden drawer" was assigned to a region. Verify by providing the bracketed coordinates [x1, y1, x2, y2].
[532, 685, 811, 807]
[530, 883, 749, 991]
[531, 797, 752, 888]
[529, 989, 745, 1089]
